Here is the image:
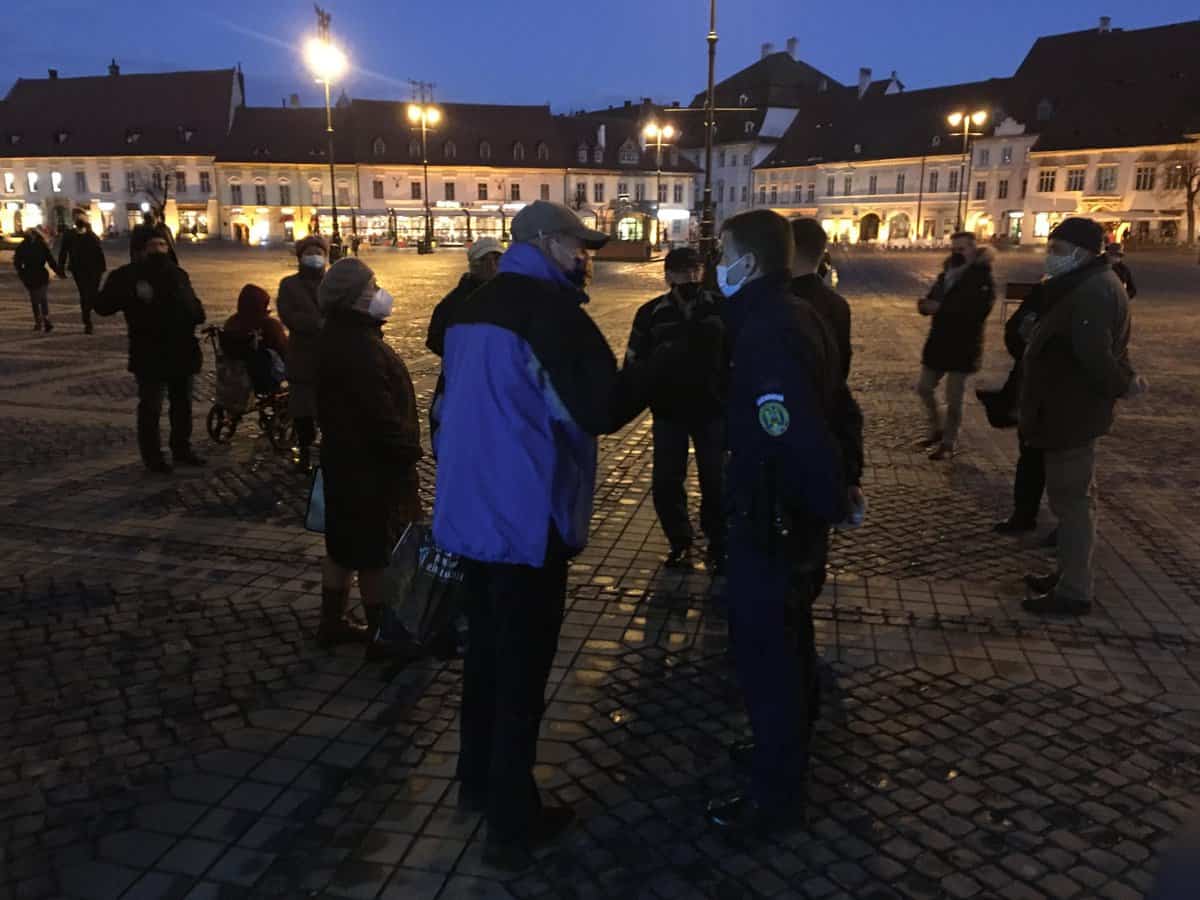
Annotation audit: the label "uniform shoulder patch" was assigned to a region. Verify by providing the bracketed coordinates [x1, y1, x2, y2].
[755, 393, 789, 437]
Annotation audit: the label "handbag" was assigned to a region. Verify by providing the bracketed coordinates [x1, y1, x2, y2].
[381, 522, 467, 649]
[304, 467, 326, 533]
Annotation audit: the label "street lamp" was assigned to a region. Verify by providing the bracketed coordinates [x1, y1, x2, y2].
[305, 9, 348, 256]
[643, 122, 677, 251]
[407, 103, 441, 252]
[947, 109, 987, 231]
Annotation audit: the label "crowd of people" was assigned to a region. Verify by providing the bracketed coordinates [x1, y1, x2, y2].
[9, 199, 1144, 866]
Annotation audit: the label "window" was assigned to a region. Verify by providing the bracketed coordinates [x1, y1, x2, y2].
[730, 185, 736, 202]
[75, 171, 87, 194]
[199, 172, 211, 194]
[806, 183, 815, 203]
[719, 150, 727, 167]
[477, 182, 489, 201]
[255, 184, 267, 205]
[1135, 166, 1155, 191]
[1021, 178, 1027, 197]
[310, 181, 322, 204]
[126, 171, 136, 194]
[843, 175, 852, 195]
[716, 179, 724, 205]
[758, 185, 766, 204]
[443, 182, 456, 202]
[1037, 169, 1056, 192]
[279, 184, 291, 206]
[948, 170, 959, 193]
[615, 181, 627, 197]
[513, 142, 525, 162]
[740, 185, 747, 202]
[619, 143, 639, 164]
[635, 182, 646, 201]
[575, 182, 586, 204]
[230, 183, 243, 204]
[826, 175, 836, 196]
[1066, 169, 1085, 192]
[411, 181, 422, 200]
[27, 172, 38, 193]
[673, 183, 684, 203]
[372, 137, 386, 157]
[372, 179, 384, 200]
[998, 179, 1009, 199]
[978, 148, 990, 167]
[577, 145, 588, 164]
[769, 184, 778, 203]
[175, 170, 186, 193]
[511, 183, 520, 201]
[896, 172, 906, 193]
[594, 182, 605, 203]
[793, 184, 803, 203]
[974, 180, 986, 200]
[867, 174, 877, 194]
[1096, 166, 1118, 192]
[51, 171, 62, 193]
[593, 147, 604, 163]
[658, 183, 668, 203]
[743, 153, 751, 166]
[480, 141, 492, 161]
[100, 172, 111, 193]
[1001, 145, 1013, 165]
[1166, 165, 1187, 191]
[409, 139, 421, 158]
[152, 171, 163, 191]
[536, 142, 550, 161]
[744, 121, 755, 135]
[540, 183, 551, 201]
[443, 140, 457, 160]
[929, 171, 939, 193]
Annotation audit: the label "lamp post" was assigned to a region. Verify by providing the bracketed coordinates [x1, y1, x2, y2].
[305, 8, 348, 257]
[947, 109, 987, 231]
[700, 0, 718, 262]
[407, 103, 441, 252]
[643, 122, 676, 251]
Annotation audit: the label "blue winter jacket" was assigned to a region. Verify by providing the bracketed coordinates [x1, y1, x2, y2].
[432, 243, 618, 566]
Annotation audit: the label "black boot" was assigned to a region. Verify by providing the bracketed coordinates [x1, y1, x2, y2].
[316, 588, 369, 647]
[362, 604, 425, 662]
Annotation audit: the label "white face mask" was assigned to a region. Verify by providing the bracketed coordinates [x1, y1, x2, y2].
[301, 254, 326, 270]
[367, 287, 394, 320]
[716, 253, 750, 297]
[1045, 249, 1083, 278]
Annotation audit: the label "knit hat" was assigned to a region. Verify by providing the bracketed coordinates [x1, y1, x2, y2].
[295, 234, 329, 259]
[130, 223, 157, 257]
[318, 257, 375, 313]
[1049, 217, 1104, 255]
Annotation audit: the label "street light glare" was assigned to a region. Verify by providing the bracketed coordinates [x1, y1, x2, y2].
[662, 124, 676, 140]
[947, 112, 964, 128]
[971, 110, 988, 126]
[407, 104, 422, 123]
[426, 107, 441, 126]
[305, 37, 347, 82]
[644, 122, 660, 139]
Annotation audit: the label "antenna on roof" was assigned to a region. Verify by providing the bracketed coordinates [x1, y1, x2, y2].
[407, 79, 436, 103]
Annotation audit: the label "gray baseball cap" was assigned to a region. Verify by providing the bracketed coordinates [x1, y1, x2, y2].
[510, 200, 609, 249]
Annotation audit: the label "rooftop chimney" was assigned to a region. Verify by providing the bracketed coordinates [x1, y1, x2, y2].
[761, 42, 775, 59]
[48, 68, 58, 80]
[597, 123, 606, 149]
[108, 58, 119, 77]
[1098, 15, 1112, 32]
[858, 67, 872, 99]
[624, 99, 632, 108]
[786, 37, 798, 59]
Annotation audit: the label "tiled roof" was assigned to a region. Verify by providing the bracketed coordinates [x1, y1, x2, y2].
[216, 105, 355, 164]
[0, 69, 238, 158]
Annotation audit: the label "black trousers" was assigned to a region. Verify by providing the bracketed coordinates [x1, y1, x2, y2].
[295, 417, 317, 449]
[1013, 438, 1046, 526]
[136, 375, 193, 463]
[73, 271, 101, 327]
[651, 416, 725, 551]
[457, 549, 567, 844]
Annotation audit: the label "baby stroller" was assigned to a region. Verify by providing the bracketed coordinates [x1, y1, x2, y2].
[204, 325, 294, 449]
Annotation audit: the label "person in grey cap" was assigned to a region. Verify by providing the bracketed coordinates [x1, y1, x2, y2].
[426, 236, 504, 358]
[314, 257, 424, 658]
[1020, 216, 1146, 616]
[432, 200, 617, 871]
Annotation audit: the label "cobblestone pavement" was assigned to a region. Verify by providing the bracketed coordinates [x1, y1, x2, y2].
[1, 243, 1198, 900]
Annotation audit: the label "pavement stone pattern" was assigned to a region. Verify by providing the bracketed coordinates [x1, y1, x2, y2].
[0, 243, 1197, 899]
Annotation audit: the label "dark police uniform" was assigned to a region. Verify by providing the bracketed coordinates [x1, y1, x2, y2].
[722, 271, 847, 815]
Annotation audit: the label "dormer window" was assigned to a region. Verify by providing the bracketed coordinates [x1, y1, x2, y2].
[577, 144, 589, 163]
[853, 143, 862, 155]
[738, 92, 750, 105]
[125, 129, 142, 145]
[409, 139, 421, 158]
[744, 121, 755, 135]
[54, 130, 68, 145]
[1037, 98, 1054, 121]
[8, 133, 21, 145]
[372, 136, 386, 157]
[251, 146, 270, 159]
[931, 135, 941, 147]
[177, 126, 195, 143]
[513, 141, 525, 162]
[443, 140, 457, 159]
[536, 142, 550, 161]
[479, 140, 492, 160]
[309, 146, 326, 158]
[619, 141, 639, 165]
[593, 146, 603, 163]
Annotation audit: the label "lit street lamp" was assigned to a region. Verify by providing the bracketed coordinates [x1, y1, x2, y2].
[305, 7, 348, 256]
[643, 122, 677, 251]
[947, 109, 987, 231]
[407, 103, 441, 253]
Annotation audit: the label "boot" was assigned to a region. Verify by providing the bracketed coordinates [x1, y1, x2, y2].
[362, 604, 425, 662]
[316, 587, 369, 647]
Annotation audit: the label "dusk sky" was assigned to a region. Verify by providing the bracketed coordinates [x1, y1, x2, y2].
[5, 2, 1197, 112]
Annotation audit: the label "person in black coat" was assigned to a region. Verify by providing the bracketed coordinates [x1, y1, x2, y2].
[58, 210, 107, 334]
[915, 232, 995, 459]
[1106, 243, 1137, 300]
[13, 228, 63, 332]
[426, 237, 503, 357]
[94, 227, 205, 473]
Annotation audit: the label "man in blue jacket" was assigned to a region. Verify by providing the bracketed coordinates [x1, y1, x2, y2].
[707, 209, 847, 835]
[433, 201, 616, 871]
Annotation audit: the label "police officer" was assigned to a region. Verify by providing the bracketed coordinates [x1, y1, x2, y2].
[707, 210, 848, 834]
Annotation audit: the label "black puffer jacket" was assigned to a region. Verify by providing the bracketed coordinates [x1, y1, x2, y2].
[94, 256, 205, 378]
[920, 248, 995, 373]
[427, 272, 486, 357]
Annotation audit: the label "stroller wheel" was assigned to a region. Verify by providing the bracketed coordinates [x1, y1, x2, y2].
[266, 405, 295, 450]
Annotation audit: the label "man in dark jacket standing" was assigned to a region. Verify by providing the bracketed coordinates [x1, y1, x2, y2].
[58, 210, 106, 334]
[1106, 243, 1137, 300]
[624, 247, 726, 570]
[14, 228, 63, 332]
[791, 218, 851, 380]
[916, 232, 995, 459]
[426, 237, 503, 357]
[277, 235, 328, 470]
[1021, 217, 1144, 616]
[95, 228, 206, 473]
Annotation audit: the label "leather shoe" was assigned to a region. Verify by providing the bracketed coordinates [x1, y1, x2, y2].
[482, 805, 575, 872]
[664, 545, 693, 569]
[1022, 588, 1091, 616]
[707, 793, 802, 835]
[915, 431, 943, 449]
[1023, 571, 1060, 594]
[994, 517, 1037, 535]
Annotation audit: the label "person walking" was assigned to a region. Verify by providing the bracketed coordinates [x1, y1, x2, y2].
[915, 231, 995, 460]
[314, 257, 424, 655]
[14, 228, 63, 332]
[1106, 242, 1137, 300]
[57, 210, 106, 334]
[1020, 217, 1145, 615]
[94, 227, 206, 473]
[623, 247, 726, 571]
[426, 237, 503, 358]
[432, 201, 616, 871]
[277, 236, 328, 471]
[706, 210, 847, 836]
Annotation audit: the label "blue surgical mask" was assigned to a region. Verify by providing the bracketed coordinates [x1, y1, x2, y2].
[1045, 249, 1083, 278]
[716, 254, 749, 297]
[368, 287, 394, 320]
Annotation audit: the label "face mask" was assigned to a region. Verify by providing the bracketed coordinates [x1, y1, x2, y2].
[367, 287, 394, 320]
[948, 252, 966, 268]
[1045, 250, 1082, 278]
[144, 251, 169, 266]
[673, 282, 704, 303]
[301, 254, 326, 270]
[716, 254, 749, 297]
[566, 257, 588, 288]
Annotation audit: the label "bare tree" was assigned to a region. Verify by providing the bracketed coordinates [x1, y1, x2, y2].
[131, 164, 175, 223]
[1160, 149, 1200, 245]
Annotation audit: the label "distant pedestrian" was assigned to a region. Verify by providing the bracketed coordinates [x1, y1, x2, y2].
[315, 258, 424, 657]
[1020, 217, 1146, 616]
[94, 227, 206, 473]
[13, 227, 63, 332]
[1106, 243, 1137, 300]
[277, 236, 328, 471]
[915, 231, 995, 459]
[58, 210, 107, 334]
[433, 201, 616, 871]
[426, 237, 503, 358]
[623, 246, 726, 571]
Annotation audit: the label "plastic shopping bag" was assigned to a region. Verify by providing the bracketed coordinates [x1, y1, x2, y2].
[380, 522, 468, 649]
[304, 468, 326, 533]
